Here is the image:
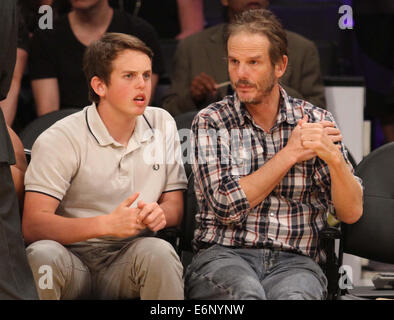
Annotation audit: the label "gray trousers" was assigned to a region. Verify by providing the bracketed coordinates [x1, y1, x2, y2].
[26, 237, 184, 300]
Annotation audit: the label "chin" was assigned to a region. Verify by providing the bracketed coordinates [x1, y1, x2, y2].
[132, 105, 147, 115]
[239, 94, 258, 104]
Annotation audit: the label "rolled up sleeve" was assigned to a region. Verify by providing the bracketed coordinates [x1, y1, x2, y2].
[191, 114, 250, 225]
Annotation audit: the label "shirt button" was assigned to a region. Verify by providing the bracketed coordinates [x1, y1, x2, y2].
[270, 212, 275, 217]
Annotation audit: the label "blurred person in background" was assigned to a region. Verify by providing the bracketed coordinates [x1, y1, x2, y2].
[110, 0, 204, 40]
[29, 0, 165, 116]
[353, 0, 394, 144]
[0, 0, 38, 300]
[162, 0, 326, 116]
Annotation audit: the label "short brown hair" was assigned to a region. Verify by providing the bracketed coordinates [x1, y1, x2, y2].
[227, 9, 287, 66]
[83, 32, 154, 104]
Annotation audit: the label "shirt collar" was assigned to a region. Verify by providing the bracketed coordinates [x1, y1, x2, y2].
[232, 85, 298, 128]
[85, 104, 154, 148]
[279, 86, 298, 125]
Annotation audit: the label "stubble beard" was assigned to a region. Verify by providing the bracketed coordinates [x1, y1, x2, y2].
[235, 71, 276, 105]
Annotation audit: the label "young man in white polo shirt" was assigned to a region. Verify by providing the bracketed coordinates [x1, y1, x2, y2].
[22, 33, 187, 300]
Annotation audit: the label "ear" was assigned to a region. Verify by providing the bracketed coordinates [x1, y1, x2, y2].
[90, 76, 107, 99]
[274, 55, 288, 78]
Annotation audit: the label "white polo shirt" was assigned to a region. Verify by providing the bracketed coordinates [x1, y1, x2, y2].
[25, 104, 187, 242]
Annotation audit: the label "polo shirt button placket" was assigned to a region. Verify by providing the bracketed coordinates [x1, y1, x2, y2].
[118, 155, 129, 180]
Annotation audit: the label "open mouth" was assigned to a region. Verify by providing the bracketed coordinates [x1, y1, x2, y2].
[133, 94, 146, 105]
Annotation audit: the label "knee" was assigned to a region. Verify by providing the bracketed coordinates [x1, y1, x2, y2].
[186, 269, 264, 300]
[268, 272, 327, 300]
[136, 238, 182, 270]
[26, 240, 70, 269]
[184, 253, 265, 300]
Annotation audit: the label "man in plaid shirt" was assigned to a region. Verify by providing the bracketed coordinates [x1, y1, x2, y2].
[184, 9, 363, 300]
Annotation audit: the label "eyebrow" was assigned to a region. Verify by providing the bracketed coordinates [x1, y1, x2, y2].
[227, 55, 262, 60]
[121, 70, 152, 74]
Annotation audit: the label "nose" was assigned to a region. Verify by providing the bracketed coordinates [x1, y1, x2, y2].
[237, 63, 249, 79]
[135, 74, 146, 89]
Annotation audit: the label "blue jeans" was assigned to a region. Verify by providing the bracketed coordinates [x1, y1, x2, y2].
[184, 245, 327, 300]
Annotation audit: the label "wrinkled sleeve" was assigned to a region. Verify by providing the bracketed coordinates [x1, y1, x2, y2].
[191, 113, 250, 225]
[313, 111, 363, 217]
[24, 127, 79, 201]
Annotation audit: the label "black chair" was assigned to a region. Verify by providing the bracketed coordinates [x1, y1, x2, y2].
[324, 142, 394, 299]
[20, 109, 80, 152]
[174, 110, 198, 176]
[159, 111, 198, 253]
[178, 171, 197, 269]
[173, 111, 199, 268]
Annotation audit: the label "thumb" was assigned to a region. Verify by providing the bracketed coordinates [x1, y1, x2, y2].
[137, 200, 145, 209]
[298, 114, 309, 127]
[122, 192, 140, 207]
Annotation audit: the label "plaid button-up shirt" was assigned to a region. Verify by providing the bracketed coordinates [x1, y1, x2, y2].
[191, 87, 362, 262]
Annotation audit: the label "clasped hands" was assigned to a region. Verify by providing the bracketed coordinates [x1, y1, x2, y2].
[105, 192, 167, 238]
[287, 115, 343, 165]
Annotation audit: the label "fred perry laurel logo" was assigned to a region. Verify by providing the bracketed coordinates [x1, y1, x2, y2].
[153, 164, 160, 171]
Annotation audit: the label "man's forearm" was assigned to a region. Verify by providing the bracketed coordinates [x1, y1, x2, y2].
[31, 78, 60, 116]
[158, 198, 183, 227]
[177, 0, 204, 39]
[23, 211, 107, 245]
[239, 147, 296, 208]
[327, 154, 363, 224]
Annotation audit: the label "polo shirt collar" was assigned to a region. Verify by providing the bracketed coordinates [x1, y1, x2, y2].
[131, 114, 155, 145]
[232, 85, 297, 128]
[85, 104, 154, 148]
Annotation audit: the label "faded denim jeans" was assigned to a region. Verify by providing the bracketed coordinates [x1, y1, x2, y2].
[184, 244, 327, 300]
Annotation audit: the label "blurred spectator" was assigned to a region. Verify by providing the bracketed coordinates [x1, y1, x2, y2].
[162, 0, 326, 116]
[29, 0, 165, 116]
[0, 6, 29, 126]
[176, 0, 204, 39]
[110, 0, 204, 40]
[0, 0, 38, 300]
[353, 0, 394, 143]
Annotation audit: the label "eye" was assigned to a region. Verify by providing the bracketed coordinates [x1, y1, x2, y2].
[229, 59, 239, 65]
[124, 73, 133, 79]
[249, 60, 258, 65]
[143, 72, 151, 80]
